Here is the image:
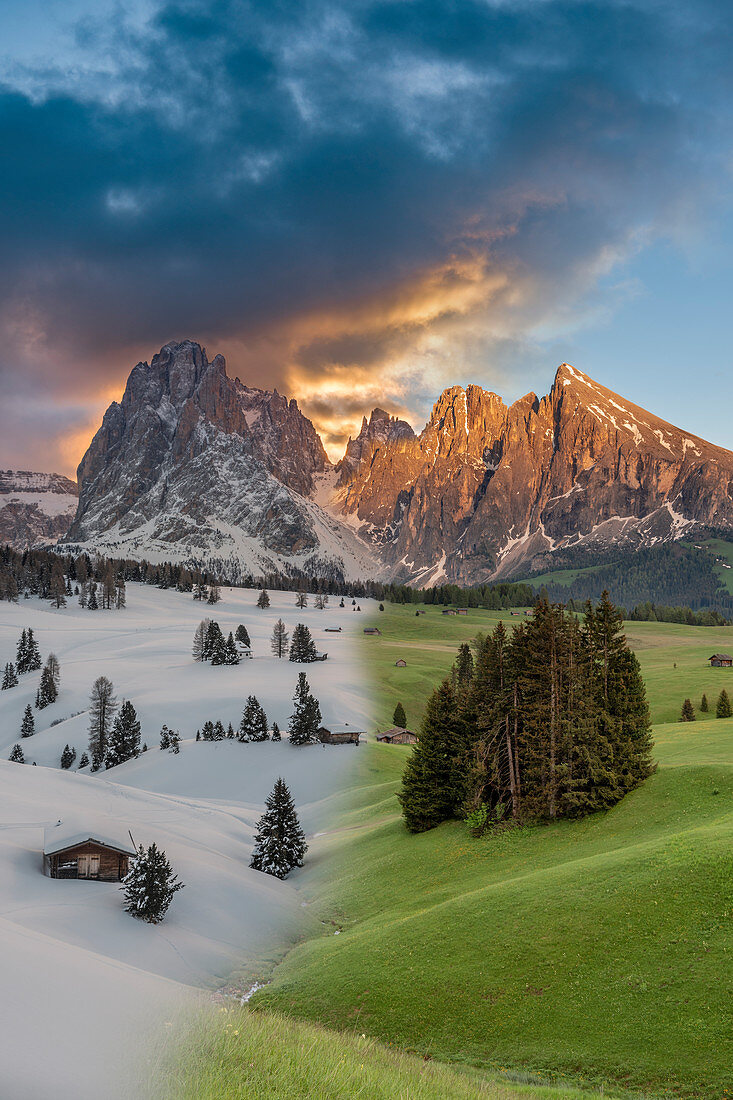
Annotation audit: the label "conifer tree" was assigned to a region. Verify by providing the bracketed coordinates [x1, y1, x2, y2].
[250, 778, 307, 879]
[87, 583, 99, 610]
[235, 624, 250, 647]
[257, 589, 270, 609]
[1, 662, 18, 690]
[206, 621, 226, 664]
[49, 568, 67, 608]
[20, 704, 35, 738]
[201, 720, 214, 741]
[122, 843, 184, 923]
[106, 700, 142, 767]
[88, 676, 117, 770]
[392, 702, 407, 728]
[295, 590, 308, 609]
[192, 619, 210, 661]
[27, 628, 41, 669]
[115, 574, 127, 609]
[271, 618, 289, 658]
[717, 689, 732, 718]
[207, 583, 221, 605]
[700, 693, 709, 713]
[78, 752, 90, 769]
[159, 725, 172, 750]
[224, 632, 240, 665]
[680, 698, 696, 722]
[454, 643, 474, 691]
[314, 593, 328, 610]
[227, 722, 235, 739]
[60, 744, 76, 769]
[213, 720, 226, 741]
[288, 673, 322, 745]
[289, 623, 317, 663]
[239, 695, 269, 742]
[9, 743, 24, 763]
[15, 629, 28, 674]
[36, 664, 58, 709]
[399, 679, 467, 832]
[169, 730, 181, 753]
[271, 722, 281, 742]
[46, 653, 60, 691]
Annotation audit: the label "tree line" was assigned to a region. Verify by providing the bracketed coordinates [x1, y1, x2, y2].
[400, 593, 655, 833]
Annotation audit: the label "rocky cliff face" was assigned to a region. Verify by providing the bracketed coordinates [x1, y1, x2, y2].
[0, 471, 78, 549]
[58, 344, 733, 584]
[333, 363, 733, 584]
[66, 341, 373, 579]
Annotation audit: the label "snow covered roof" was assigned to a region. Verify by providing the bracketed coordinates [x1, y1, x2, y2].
[43, 820, 137, 857]
[319, 722, 366, 735]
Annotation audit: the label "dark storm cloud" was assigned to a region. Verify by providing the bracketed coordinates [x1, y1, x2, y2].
[0, 0, 731, 470]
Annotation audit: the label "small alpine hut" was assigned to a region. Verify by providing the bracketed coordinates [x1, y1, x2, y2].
[395, 658, 407, 667]
[43, 820, 136, 881]
[376, 727, 418, 745]
[363, 627, 381, 635]
[709, 653, 732, 667]
[317, 722, 363, 745]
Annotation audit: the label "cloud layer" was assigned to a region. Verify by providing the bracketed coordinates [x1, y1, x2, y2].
[1, 0, 731, 470]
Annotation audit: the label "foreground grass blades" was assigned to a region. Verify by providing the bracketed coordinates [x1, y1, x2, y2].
[153, 1006, 604, 1100]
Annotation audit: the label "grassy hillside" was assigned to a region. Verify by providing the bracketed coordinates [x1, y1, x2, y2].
[155, 1005, 602, 1099]
[367, 602, 733, 729]
[251, 609, 733, 1099]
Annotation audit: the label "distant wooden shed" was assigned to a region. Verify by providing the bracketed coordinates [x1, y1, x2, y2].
[43, 822, 136, 881]
[317, 723, 363, 745]
[363, 627, 381, 635]
[709, 653, 732, 667]
[376, 727, 418, 745]
[395, 658, 407, 667]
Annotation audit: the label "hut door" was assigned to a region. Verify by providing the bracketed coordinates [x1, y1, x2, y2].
[78, 855, 90, 877]
[78, 855, 100, 878]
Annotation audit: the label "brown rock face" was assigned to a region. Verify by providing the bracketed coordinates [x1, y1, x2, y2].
[335, 364, 733, 583]
[0, 471, 78, 549]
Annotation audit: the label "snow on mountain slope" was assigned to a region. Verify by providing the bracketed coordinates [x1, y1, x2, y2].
[0, 469, 78, 549]
[0, 583, 374, 1098]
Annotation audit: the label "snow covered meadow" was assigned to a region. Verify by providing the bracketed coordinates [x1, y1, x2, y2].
[0, 584, 375, 1099]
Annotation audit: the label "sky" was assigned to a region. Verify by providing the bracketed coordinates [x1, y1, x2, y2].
[1, 0, 732, 475]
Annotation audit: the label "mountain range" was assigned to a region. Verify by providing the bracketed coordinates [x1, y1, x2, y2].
[8, 340, 733, 584]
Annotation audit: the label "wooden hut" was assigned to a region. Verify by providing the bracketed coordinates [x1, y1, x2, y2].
[43, 821, 136, 881]
[709, 653, 733, 667]
[363, 627, 381, 635]
[376, 727, 418, 745]
[395, 658, 407, 667]
[317, 723, 363, 745]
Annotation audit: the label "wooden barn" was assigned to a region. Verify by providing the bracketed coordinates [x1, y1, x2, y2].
[363, 627, 382, 635]
[376, 727, 418, 745]
[43, 822, 136, 881]
[709, 653, 733, 667]
[395, 658, 407, 667]
[442, 609, 457, 616]
[317, 723, 363, 745]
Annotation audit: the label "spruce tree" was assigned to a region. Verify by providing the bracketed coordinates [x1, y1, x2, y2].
[224, 632, 240, 665]
[169, 730, 181, 753]
[9, 743, 24, 763]
[60, 744, 76, 769]
[207, 583, 221, 605]
[289, 623, 317, 662]
[235, 624, 250, 647]
[20, 704, 35, 738]
[213, 720, 226, 741]
[295, 590, 308, 609]
[239, 695, 269, 742]
[106, 700, 142, 767]
[271, 619, 289, 658]
[87, 584, 99, 610]
[250, 778, 307, 879]
[206, 621, 226, 665]
[716, 689, 732, 718]
[700, 693, 709, 713]
[36, 665, 58, 709]
[257, 589, 270, 609]
[271, 722, 281, 742]
[159, 725, 172, 750]
[88, 676, 117, 770]
[392, 702, 407, 728]
[2, 662, 18, 690]
[46, 653, 60, 691]
[399, 679, 466, 832]
[288, 673, 322, 745]
[201, 720, 215, 741]
[227, 723, 235, 739]
[16, 629, 28, 674]
[680, 698, 696, 722]
[115, 575, 126, 609]
[455, 643, 474, 690]
[122, 843, 184, 923]
[78, 752, 90, 769]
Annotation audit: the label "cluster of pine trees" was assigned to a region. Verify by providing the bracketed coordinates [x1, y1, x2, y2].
[87, 676, 143, 769]
[680, 690, 731, 721]
[192, 673, 321, 747]
[192, 620, 243, 664]
[629, 602, 729, 626]
[400, 594, 655, 833]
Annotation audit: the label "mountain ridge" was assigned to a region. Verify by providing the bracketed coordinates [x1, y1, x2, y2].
[6, 340, 731, 582]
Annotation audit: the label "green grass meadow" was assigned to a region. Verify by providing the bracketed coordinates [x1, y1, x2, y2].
[250, 607, 733, 1099]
